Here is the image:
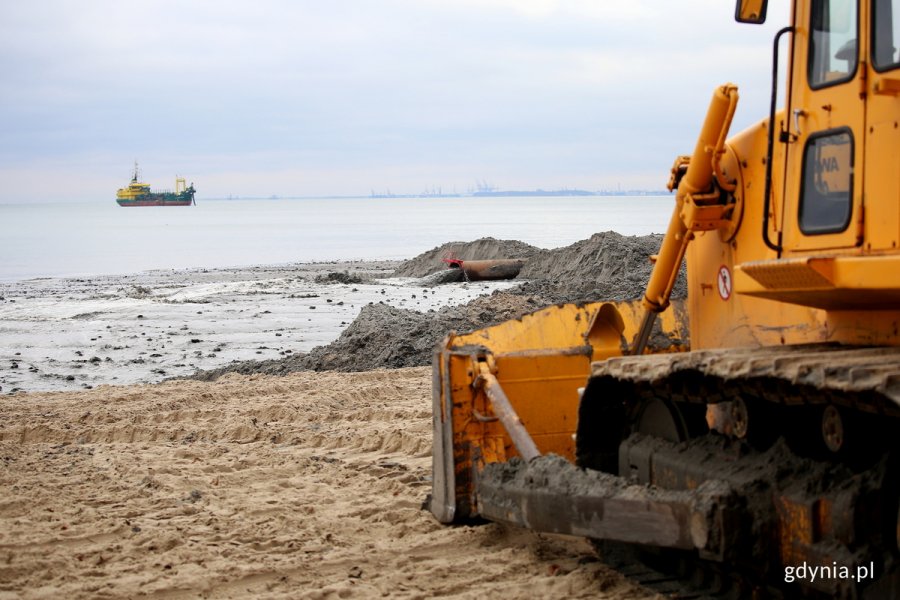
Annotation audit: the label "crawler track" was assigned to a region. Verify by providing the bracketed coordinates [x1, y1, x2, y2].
[594, 540, 783, 599]
[589, 344, 900, 414]
[575, 344, 900, 598]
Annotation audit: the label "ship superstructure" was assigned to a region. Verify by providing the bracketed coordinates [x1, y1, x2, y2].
[116, 162, 195, 206]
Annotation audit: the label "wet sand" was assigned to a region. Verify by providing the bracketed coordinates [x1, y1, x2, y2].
[0, 262, 518, 394]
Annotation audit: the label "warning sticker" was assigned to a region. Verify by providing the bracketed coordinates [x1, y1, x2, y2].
[717, 265, 732, 301]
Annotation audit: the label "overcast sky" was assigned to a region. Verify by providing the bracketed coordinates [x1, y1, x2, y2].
[0, 0, 791, 202]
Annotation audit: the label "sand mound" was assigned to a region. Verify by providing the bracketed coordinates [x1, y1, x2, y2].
[391, 231, 679, 303]
[0, 368, 652, 598]
[515, 231, 685, 304]
[392, 238, 540, 278]
[194, 292, 543, 378]
[290, 232, 682, 373]
[299, 291, 543, 371]
[193, 232, 685, 379]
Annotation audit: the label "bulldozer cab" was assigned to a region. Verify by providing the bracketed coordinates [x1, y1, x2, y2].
[779, 0, 900, 253]
[728, 0, 900, 316]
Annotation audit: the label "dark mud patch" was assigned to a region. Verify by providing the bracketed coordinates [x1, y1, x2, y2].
[314, 271, 367, 285]
[192, 292, 543, 379]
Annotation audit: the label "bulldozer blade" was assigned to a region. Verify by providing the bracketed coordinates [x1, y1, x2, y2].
[429, 299, 689, 525]
[476, 454, 732, 555]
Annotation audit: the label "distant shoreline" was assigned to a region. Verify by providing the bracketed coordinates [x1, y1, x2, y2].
[205, 190, 672, 200]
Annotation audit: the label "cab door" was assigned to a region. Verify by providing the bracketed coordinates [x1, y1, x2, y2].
[782, 0, 866, 253]
[865, 0, 900, 251]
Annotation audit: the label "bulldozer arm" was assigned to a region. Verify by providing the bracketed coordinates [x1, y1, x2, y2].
[428, 299, 688, 524]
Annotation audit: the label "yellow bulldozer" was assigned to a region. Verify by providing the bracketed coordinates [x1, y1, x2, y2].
[428, 0, 900, 596]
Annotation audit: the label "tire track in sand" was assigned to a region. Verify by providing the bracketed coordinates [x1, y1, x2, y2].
[0, 368, 655, 599]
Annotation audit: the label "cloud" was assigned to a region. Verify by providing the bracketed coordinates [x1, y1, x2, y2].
[0, 0, 792, 201]
[429, 0, 654, 21]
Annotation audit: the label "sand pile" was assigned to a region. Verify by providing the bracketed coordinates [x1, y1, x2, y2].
[514, 231, 685, 305]
[193, 232, 684, 379]
[0, 368, 653, 599]
[194, 292, 544, 378]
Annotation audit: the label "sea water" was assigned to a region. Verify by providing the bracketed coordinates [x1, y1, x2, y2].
[0, 195, 673, 282]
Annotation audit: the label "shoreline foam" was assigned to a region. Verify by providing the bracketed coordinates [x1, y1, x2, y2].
[0, 260, 519, 394]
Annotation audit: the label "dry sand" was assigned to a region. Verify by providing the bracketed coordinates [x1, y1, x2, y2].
[0, 368, 657, 599]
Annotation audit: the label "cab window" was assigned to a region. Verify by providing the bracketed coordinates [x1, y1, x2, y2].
[809, 0, 858, 88]
[873, 0, 900, 70]
[799, 129, 853, 234]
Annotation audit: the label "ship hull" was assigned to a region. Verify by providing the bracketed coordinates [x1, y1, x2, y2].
[116, 197, 194, 207]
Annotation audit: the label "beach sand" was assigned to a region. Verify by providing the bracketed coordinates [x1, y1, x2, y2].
[0, 234, 679, 598]
[0, 368, 655, 599]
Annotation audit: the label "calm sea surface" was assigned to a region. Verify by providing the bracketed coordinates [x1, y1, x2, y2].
[0, 196, 673, 282]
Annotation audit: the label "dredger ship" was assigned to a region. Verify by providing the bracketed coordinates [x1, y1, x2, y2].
[116, 162, 196, 207]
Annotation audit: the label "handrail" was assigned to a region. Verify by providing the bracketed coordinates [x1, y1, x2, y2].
[762, 26, 793, 253]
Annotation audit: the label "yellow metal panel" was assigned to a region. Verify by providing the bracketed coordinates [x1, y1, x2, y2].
[687, 224, 829, 349]
[448, 300, 688, 358]
[734, 255, 900, 309]
[739, 258, 834, 289]
[450, 303, 599, 352]
[865, 62, 900, 251]
[494, 352, 590, 460]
